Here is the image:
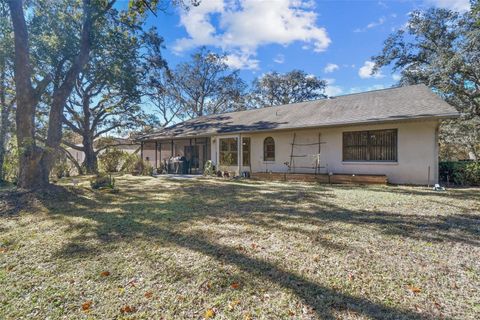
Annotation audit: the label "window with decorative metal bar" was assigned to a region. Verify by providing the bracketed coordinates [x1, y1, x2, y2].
[343, 129, 397, 161]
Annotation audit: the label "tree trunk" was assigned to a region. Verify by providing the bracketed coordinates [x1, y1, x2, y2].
[42, 0, 93, 180]
[8, 0, 49, 188]
[82, 134, 97, 174]
[0, 63, 10, 181]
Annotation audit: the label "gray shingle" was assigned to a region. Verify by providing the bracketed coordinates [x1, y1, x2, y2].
[138, 84, 458, 141]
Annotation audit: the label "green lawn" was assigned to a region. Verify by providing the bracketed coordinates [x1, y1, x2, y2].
[1, 175, 479, 319]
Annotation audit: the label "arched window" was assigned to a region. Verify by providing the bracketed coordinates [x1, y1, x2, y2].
[264, 137, 275, 161]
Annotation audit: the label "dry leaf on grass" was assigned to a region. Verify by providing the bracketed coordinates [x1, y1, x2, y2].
[81, 301, 92, 311]
[230, 282, 240, 289]
[407, 285, 422, 293]
[244, 313, 253, 320]
[228, 300, 240, 311]
[0, 248, 7, 253]
[120, 305, 136, 313]
[100, 271, 110, 277]
[204, 308, 216, 318]
[144, 290, 153, 298]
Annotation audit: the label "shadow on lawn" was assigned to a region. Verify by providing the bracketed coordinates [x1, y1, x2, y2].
[38, 180, 479, 319]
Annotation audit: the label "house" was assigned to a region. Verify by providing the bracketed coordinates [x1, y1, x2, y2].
[65, 137, 140, 166]
[137, 84, 459, 185]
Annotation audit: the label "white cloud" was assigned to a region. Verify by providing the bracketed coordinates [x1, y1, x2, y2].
[358, 61, 384, 79]
[392, 73, 402, 81]
[274, 54, 285, 64]
[324, 78, 343, 97]
[323, 63, 339, 73]
[225, 52, 260, 70]
[174, 0, 331, 69]
[424, 0, 470, 12]
[354, 16, 386, 33]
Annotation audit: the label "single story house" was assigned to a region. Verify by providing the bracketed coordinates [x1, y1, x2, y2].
[137, 84, 459, 185]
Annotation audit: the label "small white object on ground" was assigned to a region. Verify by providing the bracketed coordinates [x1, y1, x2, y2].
[433, 183, 445, 191]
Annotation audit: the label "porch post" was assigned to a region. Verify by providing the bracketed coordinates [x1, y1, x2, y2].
[171, 140, 174, 157]
[140, 141, 144, 161]
[155, 141, 158, 169]
[159, 142, 162, 168]
[238, 134, 241, 177]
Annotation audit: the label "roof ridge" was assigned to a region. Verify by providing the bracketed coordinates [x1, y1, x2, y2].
[183, 84, 426, 120]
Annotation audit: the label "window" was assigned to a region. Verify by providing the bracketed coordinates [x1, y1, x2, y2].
[343, 129, 397, 161]
[219, 137, 238, 165]
[242, 137, 250, 166]
[264, 137, 275, 161]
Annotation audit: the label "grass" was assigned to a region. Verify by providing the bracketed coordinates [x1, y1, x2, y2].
[1, 175, 479, 319]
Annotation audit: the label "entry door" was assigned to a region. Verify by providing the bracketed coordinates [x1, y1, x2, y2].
[184, 145, 200, 173]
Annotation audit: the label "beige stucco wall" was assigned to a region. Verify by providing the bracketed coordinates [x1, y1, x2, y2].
[211, 119, 440, 185]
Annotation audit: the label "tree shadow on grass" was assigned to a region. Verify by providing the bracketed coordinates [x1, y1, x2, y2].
[33, 181, 480, 319]
[43, 199, 431, 319]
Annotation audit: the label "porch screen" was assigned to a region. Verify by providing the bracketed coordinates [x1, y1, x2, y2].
[342, 129, 397, 161]
[219, 137, 238, 166]
[242, 137, 251, 166]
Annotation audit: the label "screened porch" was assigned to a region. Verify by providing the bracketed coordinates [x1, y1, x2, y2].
[140, 137, 211, 174]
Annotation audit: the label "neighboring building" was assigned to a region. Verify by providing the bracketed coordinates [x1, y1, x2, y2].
[65, 137, 140, 166]
[137, 84, 459, 185]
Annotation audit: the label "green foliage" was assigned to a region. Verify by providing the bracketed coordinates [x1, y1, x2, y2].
[248, 70, 327, 108]
[172, 47, 247, 117]
[90, 174, 117, 192]
[373, 7, 480, 160]
[439, 161, 480, 185]
[118, 153, 153, 176]
[119, 152, 139, 173]
[51, 158, 72, 179]
[2, 139, 18, 183]
[203, 160, 216, 176]
[98, 148, 126, 173]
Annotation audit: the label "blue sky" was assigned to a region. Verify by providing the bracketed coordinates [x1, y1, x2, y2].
[139, 0, 470, 97]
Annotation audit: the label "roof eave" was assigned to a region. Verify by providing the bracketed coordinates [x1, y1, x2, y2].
[135, 112, 459, 141]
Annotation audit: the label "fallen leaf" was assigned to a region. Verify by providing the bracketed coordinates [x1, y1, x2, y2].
[144, 291, 153, 298]
[100, 271, 110, 277]
[407, 285, 421, 293]
[120, 305, 136, 313]
[288, 309, 295, 316]
[228, 299, 240, 311]
[127, 278, 138, 287]
[0, 248, 7, 253]
[348, 273, 354, 281]
[230, 282, 240, 289]
[244, 313, 253, 320]
[251, 243, 257, 250]
[204, 308, 216, 319]
[81, 301, 92, 311]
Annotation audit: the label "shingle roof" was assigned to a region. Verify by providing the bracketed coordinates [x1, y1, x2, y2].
[138, 84, 459, 141]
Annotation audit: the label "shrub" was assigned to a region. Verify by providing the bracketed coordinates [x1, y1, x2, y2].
[51, 155, 72, 179]
[98, 148, 126, 173]
[439, 161, 480, 186]
[203, 160, 216, 176]
[119, 153, 138, 173]
[90, 174, 118, 192]
[120, 154, 153, 176]
[465, 162, 480, 185]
